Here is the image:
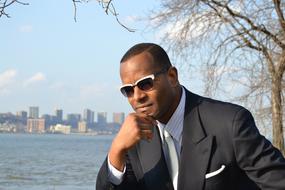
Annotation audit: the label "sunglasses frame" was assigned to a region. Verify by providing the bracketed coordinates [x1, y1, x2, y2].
[120, 69, 168, 97]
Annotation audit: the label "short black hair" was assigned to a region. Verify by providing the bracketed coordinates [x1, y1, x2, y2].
[120, 43, 172, 70]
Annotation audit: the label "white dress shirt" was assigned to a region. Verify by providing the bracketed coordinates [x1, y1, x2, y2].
[107, 87, 186, 189]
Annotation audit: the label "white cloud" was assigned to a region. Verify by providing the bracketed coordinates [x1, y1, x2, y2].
[19, 24, 33, 33]
[0, 69, 17, 96]
[0, 69, 17, 88]
[23, 72, 46, 87]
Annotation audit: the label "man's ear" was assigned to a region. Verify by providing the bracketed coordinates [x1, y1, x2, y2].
[167, 67, 179, 87]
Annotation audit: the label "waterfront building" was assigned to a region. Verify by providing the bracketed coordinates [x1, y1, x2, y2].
[41, 114, 51, 121]
[83, 109, 94, 124]
[0, 122, 17, 133]
[16, 111, 27, 120]
[42, 114, 57, 130]
[113, 112, 125, 125]
[27, 118, 45, 133]
[97, 112, 107, 124]
[78, 121, 87, 133]
[50, 124, 71, 134]
[55, 109, 63, 123]
[29, 106, 39, 119]
[66, 113, 81, 128]
[66, 113, 81, 122]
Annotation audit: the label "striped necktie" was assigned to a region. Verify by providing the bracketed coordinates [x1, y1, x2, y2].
[163, 129, 179, 190]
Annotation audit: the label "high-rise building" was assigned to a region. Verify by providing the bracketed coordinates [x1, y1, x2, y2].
[66, 113, 81, 128]
[16, 111, 27, 120]
[29, 106, 39, 119]
[41, 114, 51, 121]
[27, 118, 45, 133]
[66, 113, 81, 122]
[55, 109, 63, 123]
[78, 121, 88, 133]
[16, 110, 28, 125]
[97, 112, 107, 124]
[83, 109, 94, 124]
[113, 112, 125, 124]
[42, 114, 55, 130]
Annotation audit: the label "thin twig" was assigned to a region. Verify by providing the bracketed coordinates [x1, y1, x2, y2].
[72, 0, 81, 22]
[0, 0, 29, 18]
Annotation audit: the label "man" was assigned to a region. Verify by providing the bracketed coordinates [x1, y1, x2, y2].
[96, 43, 285, 190]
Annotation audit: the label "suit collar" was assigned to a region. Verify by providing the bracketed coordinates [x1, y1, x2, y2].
[183, 89, 205, 143]
[178, 89, 213, 190]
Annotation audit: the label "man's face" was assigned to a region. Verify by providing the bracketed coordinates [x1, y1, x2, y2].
[120, 52, 179, 123]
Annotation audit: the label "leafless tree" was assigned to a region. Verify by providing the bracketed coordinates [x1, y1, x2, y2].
[150, 0, 285, 155]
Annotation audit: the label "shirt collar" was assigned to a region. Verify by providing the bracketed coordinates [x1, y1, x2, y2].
[157, 87, 186, 143]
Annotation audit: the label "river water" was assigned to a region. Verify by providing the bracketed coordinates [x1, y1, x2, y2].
[0, 133, 113, 190]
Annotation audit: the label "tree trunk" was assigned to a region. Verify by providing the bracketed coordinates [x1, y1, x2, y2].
[271, 75, 285, 156]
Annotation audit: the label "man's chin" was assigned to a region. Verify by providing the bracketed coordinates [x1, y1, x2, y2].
[135, 109, 156, 118]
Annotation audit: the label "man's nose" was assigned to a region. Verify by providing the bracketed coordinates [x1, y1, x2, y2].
[133, 86, 147, 101]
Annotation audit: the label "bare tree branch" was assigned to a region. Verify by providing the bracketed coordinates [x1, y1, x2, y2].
[71, 0, 135, 32]
[209, 0, 285, 49]
[72, 0, 81, 22]
[0, 0, 28, 18]
[273, 0, 285, 33]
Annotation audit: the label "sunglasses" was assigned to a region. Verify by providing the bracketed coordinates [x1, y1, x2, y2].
[120, 69, 168, 97]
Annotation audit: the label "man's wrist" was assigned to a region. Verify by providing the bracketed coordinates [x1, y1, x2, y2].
[109, 140, 127, 172]
[107, 155, 126, 185]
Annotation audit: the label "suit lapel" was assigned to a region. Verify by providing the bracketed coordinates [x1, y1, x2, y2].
[129, 126, 173, 190]
[178, 90, 213, 190]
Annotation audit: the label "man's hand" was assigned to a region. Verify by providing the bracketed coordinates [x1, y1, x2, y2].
[108, 113, 157, 171]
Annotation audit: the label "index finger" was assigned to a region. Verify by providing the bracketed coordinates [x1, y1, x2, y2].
[137, 113, 157, 126]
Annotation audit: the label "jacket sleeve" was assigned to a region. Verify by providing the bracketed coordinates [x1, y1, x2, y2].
[232, 108, 285, 189]
[96, 154, 140, 190]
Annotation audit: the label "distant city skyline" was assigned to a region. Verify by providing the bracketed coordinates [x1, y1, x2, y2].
[0, 106, 125, 122]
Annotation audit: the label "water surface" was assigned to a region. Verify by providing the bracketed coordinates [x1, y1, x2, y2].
[0, 134, 113, 190]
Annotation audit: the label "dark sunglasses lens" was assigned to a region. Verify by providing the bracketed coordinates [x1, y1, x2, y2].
[137, 78, 154, 91]
[121, 86, 134, 97]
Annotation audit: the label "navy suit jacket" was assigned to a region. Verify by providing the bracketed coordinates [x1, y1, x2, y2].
[96, 89, 285, 190]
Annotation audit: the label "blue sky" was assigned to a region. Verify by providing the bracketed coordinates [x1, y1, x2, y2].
[0, 0, 202, 121]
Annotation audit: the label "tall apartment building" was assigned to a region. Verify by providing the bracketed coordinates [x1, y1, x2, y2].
[66, 113, 81, 122]
[66, 113, 81, 128]
[78, 121, 87, 133]
[29, 106, 39, 119]
[16, 111, 28, 120]
[27, 118, 45, 133]
[83, 109, 94, 124]
[55, 109, 63, 123]
[113, 112, 125, 124]
[97, 112, 107, 124]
